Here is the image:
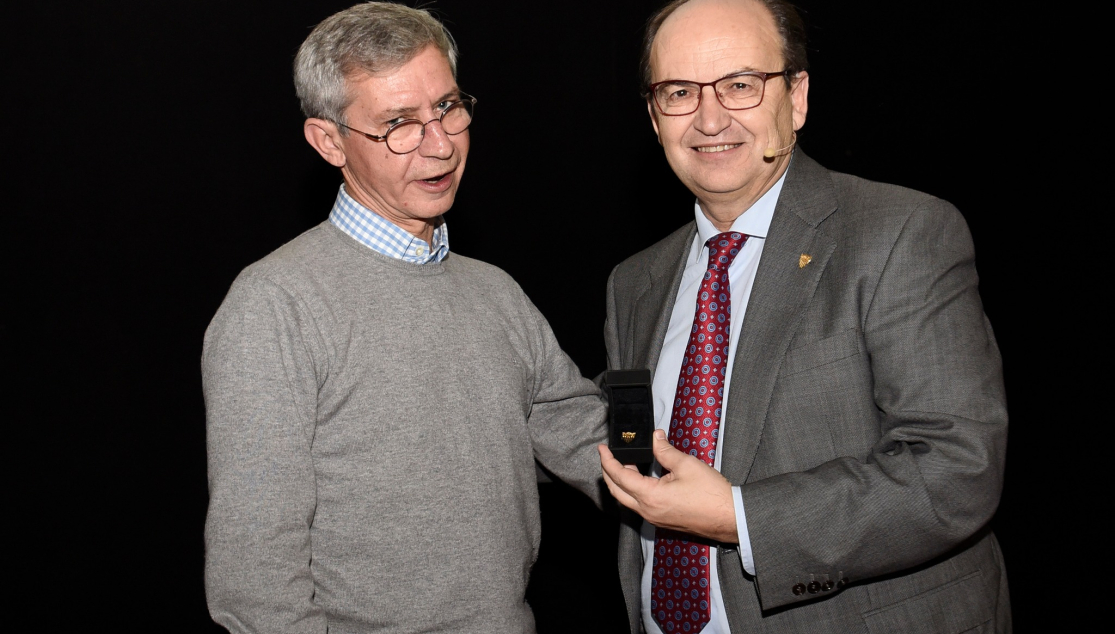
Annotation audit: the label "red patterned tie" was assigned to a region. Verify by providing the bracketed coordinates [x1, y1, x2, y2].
[652, 231, 747, 634]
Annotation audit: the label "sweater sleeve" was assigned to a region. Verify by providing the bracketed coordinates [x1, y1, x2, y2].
[519, 295, 608, 507]
[201, 272, 326, 634]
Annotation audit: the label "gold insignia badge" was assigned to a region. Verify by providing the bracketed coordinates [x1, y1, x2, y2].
[799, 254, 812, 269]
[622, 431, 637, 443]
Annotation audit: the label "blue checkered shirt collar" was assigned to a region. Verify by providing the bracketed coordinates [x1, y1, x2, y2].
[328, 184, 449, 264]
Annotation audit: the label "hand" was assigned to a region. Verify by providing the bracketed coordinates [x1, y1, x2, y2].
[598, 429, 738, 543]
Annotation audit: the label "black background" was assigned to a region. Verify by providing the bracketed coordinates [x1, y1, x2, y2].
[4, 0, 1084, 631]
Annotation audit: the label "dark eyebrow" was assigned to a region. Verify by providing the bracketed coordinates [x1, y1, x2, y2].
[658, 69, 763, 84]
[713, 69, 764, 81]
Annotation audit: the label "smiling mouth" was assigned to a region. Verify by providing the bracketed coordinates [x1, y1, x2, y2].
[695, 143, 742, 153]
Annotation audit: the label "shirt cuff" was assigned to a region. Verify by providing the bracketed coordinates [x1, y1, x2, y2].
[732, 486, 756, 576]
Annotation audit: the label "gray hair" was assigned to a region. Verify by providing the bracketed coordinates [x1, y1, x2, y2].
[293, 2, 458, 128]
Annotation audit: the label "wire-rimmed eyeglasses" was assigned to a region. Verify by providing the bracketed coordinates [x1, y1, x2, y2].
[338, 93, 476, 154]
[648, 71, 788, 116]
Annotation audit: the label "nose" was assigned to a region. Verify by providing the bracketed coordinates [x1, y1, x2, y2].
[418, 119, 455, 159]
[692, 85, 731, 137]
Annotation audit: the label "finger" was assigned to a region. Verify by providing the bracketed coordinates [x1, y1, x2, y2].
[598, 444, 623, 474]
[598, 444, 644, 472]
[651, 428, 688, 472]
[599, 446, 641, 489]
[598, 445, 631, 486]
[600, 447, 664, 505]
[601, 467, 640, 510]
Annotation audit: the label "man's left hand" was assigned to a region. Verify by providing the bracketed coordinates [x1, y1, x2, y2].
[599, 429, 738, 543]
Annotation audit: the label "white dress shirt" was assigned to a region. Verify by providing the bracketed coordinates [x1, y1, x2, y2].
[640, 171, 786, 634]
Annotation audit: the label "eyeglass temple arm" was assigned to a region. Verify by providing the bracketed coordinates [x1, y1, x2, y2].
[337, 122, 387, 142]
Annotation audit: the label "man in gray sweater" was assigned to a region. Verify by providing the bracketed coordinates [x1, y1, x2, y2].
[202, 4, 606, 633]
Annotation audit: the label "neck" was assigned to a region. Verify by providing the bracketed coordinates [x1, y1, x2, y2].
[342, 179, 439, 245]
[698, 200, 750, 232]
[697, 156, 790, 231]
[409, 221, 437, 246]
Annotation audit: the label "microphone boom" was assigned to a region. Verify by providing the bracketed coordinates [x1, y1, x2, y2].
[763, 131, 797, 158]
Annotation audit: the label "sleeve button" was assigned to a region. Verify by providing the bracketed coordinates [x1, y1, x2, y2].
[807, 581, 821, 594]
[792, 583, 806, 595]
[837, 578, 849, 589]
[821, 580, 834, 591]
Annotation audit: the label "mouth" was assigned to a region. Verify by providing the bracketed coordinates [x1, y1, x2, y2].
[420, 171, 452, 184]
[414, 168, 457, 193]
[694, 143, 743, 154]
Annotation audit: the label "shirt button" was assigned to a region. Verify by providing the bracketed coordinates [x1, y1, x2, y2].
[416, 247, 425, 255]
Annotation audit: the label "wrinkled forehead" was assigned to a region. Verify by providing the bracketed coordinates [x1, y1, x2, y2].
[651, 0, 784, 83]
[345, 46, 458, 110]
[345, 46, 455, 91]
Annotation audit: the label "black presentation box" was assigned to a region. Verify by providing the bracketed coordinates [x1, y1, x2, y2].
[602, 369, 654, 465]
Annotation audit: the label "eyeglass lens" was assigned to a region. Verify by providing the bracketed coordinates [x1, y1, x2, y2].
[654, 74, 769, 115]
[386, 100, 473, 153]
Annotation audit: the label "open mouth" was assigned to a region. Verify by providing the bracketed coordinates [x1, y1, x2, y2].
[695, 143, 742, 153]
[421, 172, 451, 184]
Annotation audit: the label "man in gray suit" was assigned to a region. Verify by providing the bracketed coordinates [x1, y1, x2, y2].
[597, 0, 1010, 632]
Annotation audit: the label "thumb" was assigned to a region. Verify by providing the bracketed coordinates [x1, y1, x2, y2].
[652, 429, 686, 471]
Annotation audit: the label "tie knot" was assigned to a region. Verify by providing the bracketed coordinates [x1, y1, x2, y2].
[705, 231, 748, 272]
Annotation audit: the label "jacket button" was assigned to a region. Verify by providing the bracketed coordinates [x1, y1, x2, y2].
[837, 578, 849, 589]
[821, 580, 834, 591]
[792, 583, 806, 595]
[807, 581, 821, 594]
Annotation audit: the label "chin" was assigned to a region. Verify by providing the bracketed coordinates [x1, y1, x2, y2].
[416, 201, 456, 219]
[690, 178, 750, 196]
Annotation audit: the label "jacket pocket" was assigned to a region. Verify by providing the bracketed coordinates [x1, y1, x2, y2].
[779, 328, 862, 377]
[862, 569, 991, 634]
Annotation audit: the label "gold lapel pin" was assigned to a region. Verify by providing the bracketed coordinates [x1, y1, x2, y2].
[799, 254, 812, 269]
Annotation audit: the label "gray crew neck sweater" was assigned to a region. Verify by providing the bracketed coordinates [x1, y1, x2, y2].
[203, 222, 606, 634]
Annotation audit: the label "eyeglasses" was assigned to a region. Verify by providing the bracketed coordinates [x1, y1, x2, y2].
[648, 71, 788, 116]
[339, 93, 476, 154]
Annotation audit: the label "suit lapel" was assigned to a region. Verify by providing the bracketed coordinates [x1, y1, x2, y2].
[720, 152, 839, 484]
[629, 224, 695, 374]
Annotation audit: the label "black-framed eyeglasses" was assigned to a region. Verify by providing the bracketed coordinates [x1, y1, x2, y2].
[338, 93, 476, 154]
[648, 71, 788, 116]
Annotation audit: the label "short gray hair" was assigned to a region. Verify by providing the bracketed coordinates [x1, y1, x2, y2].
[293, 2, 458, 127]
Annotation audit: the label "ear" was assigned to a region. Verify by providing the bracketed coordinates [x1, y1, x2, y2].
[790, 71, 809, 131]
[647, 99, 662, 146]
[304, 118, 347, 168]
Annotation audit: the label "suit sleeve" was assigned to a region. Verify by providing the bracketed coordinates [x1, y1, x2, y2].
[201, 273, 326, 634]
[604, 266, 623, 371]
[740, 200, 1008, 609]
[519, 292, 608, 506]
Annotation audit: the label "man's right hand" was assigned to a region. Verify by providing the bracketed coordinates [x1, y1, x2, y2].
[598, 430, 738, 543]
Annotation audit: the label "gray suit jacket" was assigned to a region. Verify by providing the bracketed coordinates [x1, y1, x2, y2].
[605, 152, 1010, 634]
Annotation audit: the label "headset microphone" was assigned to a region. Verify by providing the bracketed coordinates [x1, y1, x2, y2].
[763, 131, 797, 158]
